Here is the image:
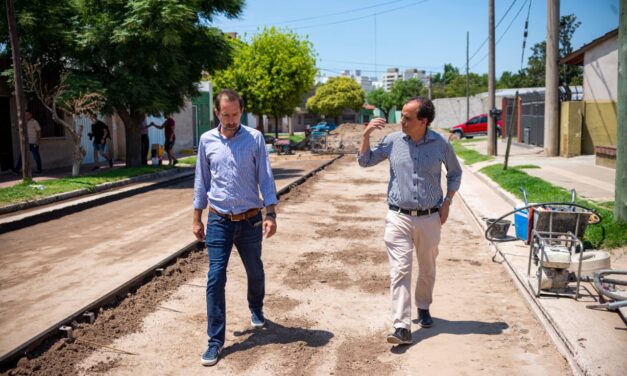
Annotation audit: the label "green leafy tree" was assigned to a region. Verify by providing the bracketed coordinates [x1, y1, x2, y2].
[431, 63, 461, 98]
[306, 76, 365, 124]
[497, 70, 527, 89]
[520, 14, 583, 87]
[74, 0, 244, 166]
[213, 27, 317, 137]
[367, 88, 394, 120]
[2, 0, 245, 167]
[389, 78, 424, 107]
[444, 73, 488, 97]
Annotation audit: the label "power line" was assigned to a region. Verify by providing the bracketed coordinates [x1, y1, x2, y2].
[230, 0, 430, 32]
[320, 58, 440, 71]
[470, 0, 529, 71]
[218, 0, 408, 28]
[465, 0, 519, 68]
[520, 0, 533, 70]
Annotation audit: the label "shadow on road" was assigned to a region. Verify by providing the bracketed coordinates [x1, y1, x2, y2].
[390, 318, 509, 354]
[223, 319, 334, 358]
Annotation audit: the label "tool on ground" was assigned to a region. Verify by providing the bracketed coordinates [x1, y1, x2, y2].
[484, 187, 604, 300]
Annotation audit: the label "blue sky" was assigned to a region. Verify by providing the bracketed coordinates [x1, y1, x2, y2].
[212, 0, 619, 79]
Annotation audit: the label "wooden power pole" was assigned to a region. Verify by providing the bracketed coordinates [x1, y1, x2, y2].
[616, 0, 627, 221]
[466, 31, 470, 122]
[5, 0, 31, 180]
[544, 0, 560, 156]
[488, 0, 497, 156]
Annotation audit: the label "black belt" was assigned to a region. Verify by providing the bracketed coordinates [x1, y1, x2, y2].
[389, 205, 439, 217]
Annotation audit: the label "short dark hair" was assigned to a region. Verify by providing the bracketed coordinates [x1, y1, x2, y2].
[214, 89, 243, 112]
[404, 96, 435, 126]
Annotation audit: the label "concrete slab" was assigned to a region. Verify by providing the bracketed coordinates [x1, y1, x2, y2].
[461, 138, 616, 202]
[458, 162, 627, 375]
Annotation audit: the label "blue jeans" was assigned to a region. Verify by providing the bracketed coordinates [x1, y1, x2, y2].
[205, 211, 264, 347]
[15, 144, 42, 172]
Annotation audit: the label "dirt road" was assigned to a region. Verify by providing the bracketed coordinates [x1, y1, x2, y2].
[66, 157, 570, 375]
[0, 158, 331, 359]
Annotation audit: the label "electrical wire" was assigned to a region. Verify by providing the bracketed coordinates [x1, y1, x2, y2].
[224, 0, 430, 32]
[520, 0, 533, 70]
[469, 0, 529, 71]
[218, 0, 408, 28]
[465, 0, 519, 68]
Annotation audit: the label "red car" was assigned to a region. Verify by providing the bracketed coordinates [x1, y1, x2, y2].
[449, 114, 503, 139]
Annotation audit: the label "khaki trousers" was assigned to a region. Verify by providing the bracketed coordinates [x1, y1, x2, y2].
[383, 210, 441, 329]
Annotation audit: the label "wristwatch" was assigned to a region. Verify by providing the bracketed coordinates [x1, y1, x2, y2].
[265, 212, 277, 220]
[443, 197, 453, 205]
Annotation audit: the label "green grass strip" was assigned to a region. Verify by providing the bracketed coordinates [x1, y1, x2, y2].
[451, 140, 494, 165]
[265, 133, 305, 143]
[480, 164, 626, 249]
[0, 166, 175, 206]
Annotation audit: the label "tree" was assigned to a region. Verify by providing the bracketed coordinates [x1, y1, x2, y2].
[389, 78, 424, 107]
[213, 27, 317, 137]
[2, 0, 245, 168]
[306, 77, 365, 124]
[23, 60, 105, 176]
[367, 88, 394, 120]
[520, 14, 583, 87]
[74, 0, 244, 167]
[444, 73, 488, 97]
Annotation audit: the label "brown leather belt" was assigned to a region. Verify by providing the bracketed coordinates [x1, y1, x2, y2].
[209, 207, 260, 221]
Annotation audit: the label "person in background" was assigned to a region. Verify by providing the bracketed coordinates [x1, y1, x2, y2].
[150, 114, 178, 166]
[89, 115, 113, 170]
[13, 109, 43, 174]
[141, 116, 151, 165]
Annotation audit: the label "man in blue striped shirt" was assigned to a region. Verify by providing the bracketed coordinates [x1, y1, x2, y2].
[358, 96, 462, 345]
[193, 89, 278, 366]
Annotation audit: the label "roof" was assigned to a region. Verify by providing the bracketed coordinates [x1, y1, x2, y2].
[561, 28, 618, 65]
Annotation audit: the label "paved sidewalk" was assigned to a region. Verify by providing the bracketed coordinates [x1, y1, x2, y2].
[458, 159, 626, 376]
[460, 138, 616, 202]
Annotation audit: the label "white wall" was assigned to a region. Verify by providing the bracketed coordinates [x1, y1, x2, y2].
[431, 96, 486, 129]
[583, 36, 618, 102]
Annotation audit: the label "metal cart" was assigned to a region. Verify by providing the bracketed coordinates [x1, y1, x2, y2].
[524, 189, 599, 299]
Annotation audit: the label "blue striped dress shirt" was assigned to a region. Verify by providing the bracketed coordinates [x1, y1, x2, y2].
[193, 125, 278, 213]
[357, 129, 462, 210]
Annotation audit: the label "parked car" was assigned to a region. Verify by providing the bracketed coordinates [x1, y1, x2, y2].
[309, 121, 337, 133]
[449, 114, 503, 139]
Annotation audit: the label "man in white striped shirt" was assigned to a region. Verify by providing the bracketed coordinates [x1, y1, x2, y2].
[193, 89, 278, 366]
[358, 96, 462, 345]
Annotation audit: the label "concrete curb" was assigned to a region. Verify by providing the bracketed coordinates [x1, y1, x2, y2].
[0, 167, 191, 216]
[456, 161, 585, 376]
[0, 169, 195, 234]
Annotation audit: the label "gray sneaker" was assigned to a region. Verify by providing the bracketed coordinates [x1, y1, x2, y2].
[251, 310, 265, 328]
[386, 327, 412, 345]
[201, 344, 222, 366]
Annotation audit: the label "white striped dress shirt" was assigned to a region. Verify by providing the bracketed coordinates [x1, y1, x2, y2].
[193, 125, 278, 213]
[357, 129, 462, 210]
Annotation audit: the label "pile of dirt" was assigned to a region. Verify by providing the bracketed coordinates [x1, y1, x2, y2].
[2, 250, 207, 376]
[322, 123, 401, 153]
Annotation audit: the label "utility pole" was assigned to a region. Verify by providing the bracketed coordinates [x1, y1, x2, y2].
[615, 0, 626, 221]
[5, 0, 31, 180]
[544, 0, 560, 156]
[428, 72, 432, 100]
[487, 0, 497, 156]
[466, 31, 470, 121]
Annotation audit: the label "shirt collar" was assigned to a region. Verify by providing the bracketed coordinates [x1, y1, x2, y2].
[217, 123, 243, 139]
[402, 128, 436, 144]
